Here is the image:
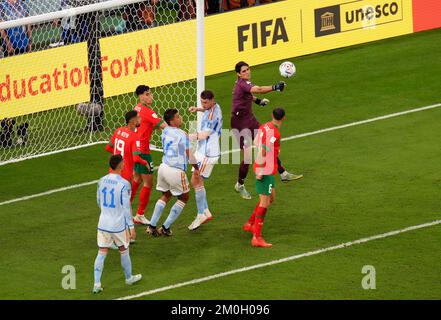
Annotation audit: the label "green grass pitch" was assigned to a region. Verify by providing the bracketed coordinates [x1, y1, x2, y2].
[0, 28, 440, 300]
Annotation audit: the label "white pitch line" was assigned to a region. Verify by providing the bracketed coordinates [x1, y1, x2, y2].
[0, 142, 164, 167]
[1, 102, 440, 207]
[0, 141, 107, 167]
[220, 102, 441, 155]
[116, 219, 441, 300]
[0, 180, 98, 206]
[281, 102, 441, 142]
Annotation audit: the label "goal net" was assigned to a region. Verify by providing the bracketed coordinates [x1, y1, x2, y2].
[0, 0, 198, 165]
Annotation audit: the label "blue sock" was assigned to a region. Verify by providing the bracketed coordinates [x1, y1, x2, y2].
[163, 200, 186, 229]
[120, 249, 132, 280]
[195, 187, 206, 215]
[93, 251, 107, 285]
[150, 199, 166, 227]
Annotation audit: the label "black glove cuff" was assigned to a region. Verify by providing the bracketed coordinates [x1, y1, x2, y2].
[254, 98, 262, 105]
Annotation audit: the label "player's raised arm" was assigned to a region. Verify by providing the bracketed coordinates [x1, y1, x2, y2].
[188, 106, 205, 113]
[190, 100, 222, 141]
[250, 85, 273, 94]
[190, 113, 220, 141]
[250, 81, 286, 94]
[158, 121, 168, 129]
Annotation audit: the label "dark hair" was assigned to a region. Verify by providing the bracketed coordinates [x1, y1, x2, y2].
[200, 90, 214, 100]
[235, 61, 249, 73]
[164, 108, 178, 125]
[135, 85, 150, 96]
[125, 110, 138, 124]
[273, 108, 286, 121]
[109, 154, 123, 170]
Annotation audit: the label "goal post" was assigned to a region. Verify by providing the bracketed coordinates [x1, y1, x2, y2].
[0, 0, 204, 165]
[196, 0, 204, 130]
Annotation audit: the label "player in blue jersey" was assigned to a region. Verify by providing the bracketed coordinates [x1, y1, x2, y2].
[187, 90, 222, 230]
[147, 109, 200, 236]
[92, 155, 142, 294]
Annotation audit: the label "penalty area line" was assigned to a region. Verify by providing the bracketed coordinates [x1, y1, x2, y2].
[116, 219, 441, 300]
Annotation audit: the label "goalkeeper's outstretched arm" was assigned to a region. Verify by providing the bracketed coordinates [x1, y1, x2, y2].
[250, 81, 286, 94]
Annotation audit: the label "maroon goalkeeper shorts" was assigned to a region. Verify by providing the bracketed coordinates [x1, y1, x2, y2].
[231, 112, 260, 149]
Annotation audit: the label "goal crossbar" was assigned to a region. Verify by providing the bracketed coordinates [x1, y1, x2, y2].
[0, 0, 147, 30]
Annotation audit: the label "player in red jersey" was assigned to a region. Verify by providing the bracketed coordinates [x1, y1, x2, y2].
[106, 110, 148, 182]
[243, 108, 286, 247]
[106, 110, 149, 243]
[131, 85, 168, 225]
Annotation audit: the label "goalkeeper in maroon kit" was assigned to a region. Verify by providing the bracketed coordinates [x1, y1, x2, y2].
[231, 61, 302, 200]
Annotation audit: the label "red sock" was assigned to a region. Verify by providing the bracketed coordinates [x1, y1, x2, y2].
[137, 186, 152, 216]
[130, 180, 140, 203]
[248, 201, 260, 225]
[253, 206, 267, 237]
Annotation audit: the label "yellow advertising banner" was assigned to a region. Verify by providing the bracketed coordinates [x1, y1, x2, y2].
[339, 0, 405, 32]
[0, 0, 414, 118]
[99, 21, 196, 98]
[205, 0, 414, 75]
[0, 43, 89, 118]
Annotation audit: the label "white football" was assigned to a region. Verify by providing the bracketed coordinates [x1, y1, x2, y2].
[279, 61, 296, 78]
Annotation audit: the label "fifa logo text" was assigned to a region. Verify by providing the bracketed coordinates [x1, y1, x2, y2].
[237, 18, 289, 52]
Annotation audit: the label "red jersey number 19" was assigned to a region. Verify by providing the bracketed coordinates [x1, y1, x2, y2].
[114, 138, 125, 157]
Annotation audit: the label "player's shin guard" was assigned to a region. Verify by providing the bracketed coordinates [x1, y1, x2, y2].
[238, 161, 250, 185]
[150, 199, 166, 227]
[248, 201, 260, 225]
[130, 180, 140, 203]
[93, 251, 107, 285]
[137, 186, 152, 215]
[195, 186, 207, 215]
[120, 249, 132, 280]
[253, 207, 268, 237]
[163, 200, 186, 229]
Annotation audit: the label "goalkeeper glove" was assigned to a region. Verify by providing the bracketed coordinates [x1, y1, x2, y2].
[254, 98, 270, 106]
[272, 81, 286, 92]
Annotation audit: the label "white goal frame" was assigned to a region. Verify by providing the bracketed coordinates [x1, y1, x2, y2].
[0, 0, 205, 166]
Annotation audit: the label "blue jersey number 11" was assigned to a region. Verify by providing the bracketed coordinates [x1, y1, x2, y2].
[101, 187, 116, 208]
